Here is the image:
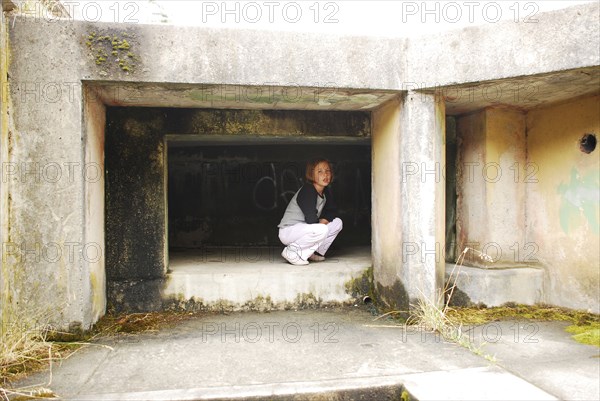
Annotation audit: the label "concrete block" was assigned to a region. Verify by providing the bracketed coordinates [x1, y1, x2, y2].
[446, 263, 544, 307]
[163, 248, 372, 310]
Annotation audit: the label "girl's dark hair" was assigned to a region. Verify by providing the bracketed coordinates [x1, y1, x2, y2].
[305, 158, 333, 183]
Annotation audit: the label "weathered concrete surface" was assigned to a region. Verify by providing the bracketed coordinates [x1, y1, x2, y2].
[16, 309, 598, 400]
[439, 68, 600, 115]
[455, 97, 599, 312]
[83, 86, 106, 323]
[405, 3, 600, 88]
[398, 93, 446, 306]
[456, 108, 528, 267]
[105, 108, 167, 281]
[526, 95, 600, 313]
[0, 4, 10, 329]
[446, 263, 544, 307]
[164, 247, 372, 310]
[371, 98, 406, 309]
[372, 93, 446, 310]
[467, 320, 600, 401]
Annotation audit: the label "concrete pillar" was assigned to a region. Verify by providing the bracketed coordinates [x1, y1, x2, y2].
[372, 92, 446, 309]
[83, 87, 106, 323]
[456, 107, 527, 267]
[0, 7, 10, 329]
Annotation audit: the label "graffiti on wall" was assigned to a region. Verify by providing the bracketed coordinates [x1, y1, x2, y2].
[557, 167, 600, 234]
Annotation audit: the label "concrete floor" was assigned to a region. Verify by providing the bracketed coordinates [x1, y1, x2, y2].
[17, 308, 595, 400]
[164, 246, 372, 308]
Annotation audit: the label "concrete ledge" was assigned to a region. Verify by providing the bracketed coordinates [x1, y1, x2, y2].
[74, 367, 557, 401]
[446, 263, 544, 307]
[164, 247, 372, 310]
[75, 375, 407, 401]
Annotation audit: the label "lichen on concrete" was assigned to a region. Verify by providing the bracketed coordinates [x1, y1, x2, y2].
[85, 30, 138, 74]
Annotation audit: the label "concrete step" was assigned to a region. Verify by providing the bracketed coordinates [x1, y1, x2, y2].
[446, 262, 544, 307]
[164, 246, 372, 310]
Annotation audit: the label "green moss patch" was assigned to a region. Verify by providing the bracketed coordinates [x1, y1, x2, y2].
[445, 304, 598, 326]
[86, 31, 138, 73]
[566, 322, 600, 347]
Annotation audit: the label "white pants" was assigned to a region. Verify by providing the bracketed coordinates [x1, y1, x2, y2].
[279, 218, 343, 262]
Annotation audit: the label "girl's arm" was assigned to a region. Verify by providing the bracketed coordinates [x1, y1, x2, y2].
[321, 187, 338, 222]
[296, 185, 320, 224]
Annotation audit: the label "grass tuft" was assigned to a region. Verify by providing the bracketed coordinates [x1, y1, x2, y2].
[384, 246, 600, 356]
[401, 247, 496, 360]
[0, 306, 61, 399]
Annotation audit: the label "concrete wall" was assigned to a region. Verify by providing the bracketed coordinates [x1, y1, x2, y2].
[372, 98, 407, 308]
[526, 95, 599, 312]
[455, 97, 599, 312]
[405, 3, 600, 87]
[456, 108, 527, 266]
[104, 108, 167, 312]
[0, 7, 10, 328]
[2, 12, 91, 329]
[83, 87, 106, 323]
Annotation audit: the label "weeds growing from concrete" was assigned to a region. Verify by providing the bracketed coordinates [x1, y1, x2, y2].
[392, 247, 600, 358]
[403, 247, 497, 360]
[0, 307, 59, 399]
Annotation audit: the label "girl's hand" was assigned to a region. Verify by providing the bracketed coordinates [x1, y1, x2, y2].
[319, 219, 329, 225]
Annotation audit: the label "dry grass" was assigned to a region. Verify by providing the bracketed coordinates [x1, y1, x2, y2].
[446, 304, 599, 326]
[90, 311, 201, 337]
[393, 246, 600, 358]
[0, 308, 61, 400]
[400, 247, 497, 359]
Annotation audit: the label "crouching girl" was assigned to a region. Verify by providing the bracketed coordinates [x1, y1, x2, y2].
[278, 158, 343, 265]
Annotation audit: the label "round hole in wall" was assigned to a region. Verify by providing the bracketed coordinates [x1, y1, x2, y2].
[579, 134, 597, 154]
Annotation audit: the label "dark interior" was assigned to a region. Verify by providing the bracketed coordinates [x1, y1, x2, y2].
[167, 143, 372, 248]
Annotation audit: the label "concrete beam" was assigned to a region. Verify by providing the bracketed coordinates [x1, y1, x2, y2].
[406, 3, 600, 87]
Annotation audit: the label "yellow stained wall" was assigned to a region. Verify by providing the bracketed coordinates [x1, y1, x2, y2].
[83, 88, 106, 323]
[526, 95, 600, 312]
[371, 98, 402, 288]
[456, 108, 527, 266]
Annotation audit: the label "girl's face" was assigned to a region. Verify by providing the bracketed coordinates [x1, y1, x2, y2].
[313, 162, 332, 188]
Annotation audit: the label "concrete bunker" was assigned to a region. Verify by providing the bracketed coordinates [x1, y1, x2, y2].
[85, 84, 397, 313]
[2, 5, 598, 330]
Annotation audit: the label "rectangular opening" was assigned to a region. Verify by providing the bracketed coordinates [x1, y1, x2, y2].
[104, 106, 373, 311]
[167, 139, 372, 268]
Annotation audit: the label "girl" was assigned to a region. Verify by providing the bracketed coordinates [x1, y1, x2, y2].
[278, 158, 343, 265]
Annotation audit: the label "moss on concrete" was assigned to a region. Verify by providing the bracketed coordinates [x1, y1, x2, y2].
[344, 266, 373, 301]
[375, 280, 410, 319]
[566, 322, 600, 347]
[86, 30, 138, 74]
[242, 295, 274, 312]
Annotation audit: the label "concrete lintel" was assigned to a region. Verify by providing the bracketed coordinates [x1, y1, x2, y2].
[166, 134, 371, 147]
[90, 82, 401, 111]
